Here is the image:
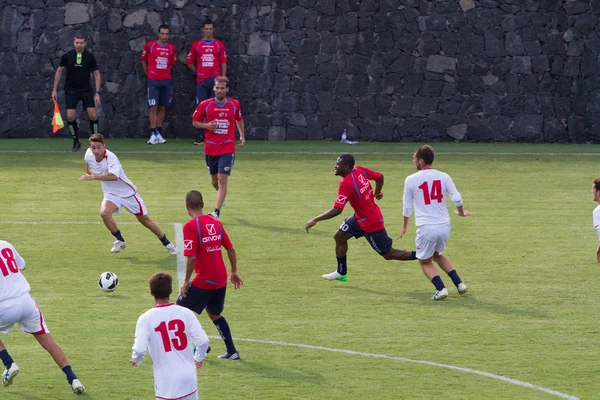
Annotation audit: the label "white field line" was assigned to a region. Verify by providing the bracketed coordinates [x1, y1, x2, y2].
[174, 223, 186, 288]
[206, 336, 579, 400]
[0, 149, 600, 156]
[0, 221, 178, 225]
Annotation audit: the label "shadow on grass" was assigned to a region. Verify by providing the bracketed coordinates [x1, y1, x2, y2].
[234, 218, 331, 237]
[207, 359, 325, 384]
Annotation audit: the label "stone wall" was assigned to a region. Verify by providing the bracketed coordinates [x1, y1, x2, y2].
[2, 0, 600, 142]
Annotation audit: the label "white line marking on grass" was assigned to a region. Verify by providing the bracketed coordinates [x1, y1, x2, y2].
[174, 223, 185, 288]
[206, 336, 579, 400]
[0, 221, 177, 225]
[1, 149, 600, 156]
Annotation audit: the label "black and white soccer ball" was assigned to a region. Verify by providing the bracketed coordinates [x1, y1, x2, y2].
[98, 272, 119, 292]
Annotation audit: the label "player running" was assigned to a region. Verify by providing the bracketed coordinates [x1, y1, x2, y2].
[305, 154, 416, 281]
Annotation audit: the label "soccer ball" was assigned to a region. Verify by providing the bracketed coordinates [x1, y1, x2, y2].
[98, 272, 119, 292]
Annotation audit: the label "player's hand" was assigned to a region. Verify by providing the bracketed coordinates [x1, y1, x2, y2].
[180, 280, 190, 297]
[195, 361, 203, 369]
[238, 137, 246, 147]
[397, 228, 407, 239]
[51, 90, 58, 102]
[454, 210, 471, 216]
[596, 252, 600, 263]
[305, 219, 317, 233]
[230, 272, 243, 289]
[94, 93, 101, 106]
[374, 192, 383, 200]
[205, 120, 218, 131]
[79, 174, 92, 181]
[130, 360, 137, 367]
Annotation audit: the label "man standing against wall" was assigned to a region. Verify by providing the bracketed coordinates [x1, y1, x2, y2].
[141, 24, 176, 145]
[52, 33, 101, 152]
[186, 19, 227, 145]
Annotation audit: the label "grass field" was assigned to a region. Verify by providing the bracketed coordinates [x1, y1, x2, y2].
[0, 139, 597, 399]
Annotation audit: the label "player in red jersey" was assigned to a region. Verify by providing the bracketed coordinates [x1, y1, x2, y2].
[186, 19, 227, 145]
[141, 24, 176, 145]
[192, 76, 245, 218]
[176, 190, 243, 360]
[305, 154, 416, 281]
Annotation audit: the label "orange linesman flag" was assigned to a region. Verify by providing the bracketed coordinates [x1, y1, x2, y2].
[52, 102, 64, 133]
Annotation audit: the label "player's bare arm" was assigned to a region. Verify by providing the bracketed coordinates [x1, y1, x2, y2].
[226, 247, 243, 289]
[236, 119, 245, 146]
[453, 206, 471, 216]
[397, 216, 410, 239]
[305, 208, 343, 232]
[193, 120, 218, 131]
[51, 67, 63, 102]
[141, 60, 148, 77]
[220, 63, 227, 77]
[93, 70, 101, 105]
[596, 244, 600, 263]
[186, 61, 197, 74]
[79, 172, 117, 181]
[374, 174, 384, 200]
[181, 256, 196, 297]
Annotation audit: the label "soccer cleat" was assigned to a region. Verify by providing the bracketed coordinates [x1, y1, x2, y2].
[2, 363, 19, 387]
[72, 140, 81, 152]
[218, 352, 240, 360]
[193, 140, 204, 145]
[155, 133, 167, 144]
[110, 240, 126, 253]
[70, 379, 85, 394]
[211, 211, 220, 219]
[321, 271, 348, 282]
[458, 283, 468, 295]
[165, 243, 176, 255]
[222, 198, 227, 207]
[432, 288, 448, 301]
[147, 134, 157, 145]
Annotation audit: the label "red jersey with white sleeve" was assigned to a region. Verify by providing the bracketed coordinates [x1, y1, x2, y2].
[192, 98, 242, 156]
[403, 168, 463, 227]
[84, 148, 137, 198]
[334, 166, 385, 232]
[0, 240, 29, 303]
[186, 39, 227, 83]
[141, 40, 176, 81]
[183, 215, 233, 290]
[131, 304, 210, 400]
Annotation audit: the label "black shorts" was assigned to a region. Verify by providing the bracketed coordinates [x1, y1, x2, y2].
[65, 87, 95, 110]
[338, 215, 393, 256]
[205, 153, 235, 175]
[176, 284, 226, 315]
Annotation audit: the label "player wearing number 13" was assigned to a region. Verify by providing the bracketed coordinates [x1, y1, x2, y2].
[399, 145, 470, 301]
[131, 272, 210, 400]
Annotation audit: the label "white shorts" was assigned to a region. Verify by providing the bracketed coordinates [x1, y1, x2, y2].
[104, 193, 148, 216]
[415, 223, 451, 260]
[156, 391, 198, 400]
[0, 294, 49, 335]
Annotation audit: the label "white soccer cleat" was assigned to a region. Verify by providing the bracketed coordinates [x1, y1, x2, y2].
[2, 363, 19, 387]
[71, 379, 85, 394]
[110, 240, 126, 253]
[155, 133, 167, 144]
[211, 211, 219, 219]
[166, 243, 176, 255]
[147, 134, 157, 145]
[432, 288, 448, 301]
[321, 271, 347, 281]
[222, 198, 227, 207]
[458, 283, 468, 295]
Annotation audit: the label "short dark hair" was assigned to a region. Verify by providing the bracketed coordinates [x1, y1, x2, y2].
[594, 178, 600, 192]
[89, 133, 104, 144]
[186, 190, 204, 210]
[202, 19, 214, 28]
[74, 32, 86, 40]
[338, 154, 355, 168]
[158, 24, 170, 33]
[214, 76, 229, 88]
[415, 144, 435, 165]
[149, 272, 172, 299]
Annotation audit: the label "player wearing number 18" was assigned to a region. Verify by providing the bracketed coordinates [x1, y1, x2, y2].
[399, 145, 471, 301]
[131, 272, 210, 400]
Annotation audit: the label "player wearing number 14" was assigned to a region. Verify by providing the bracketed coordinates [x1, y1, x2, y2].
[399, 145, 470, 301]
[131, 272, 210, 400]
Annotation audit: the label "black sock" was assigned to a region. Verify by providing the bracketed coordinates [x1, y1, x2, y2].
[411, 251, 417, 260]
[159, 234, 170, 246]
[89, 119, 99, 135]
[336, 256, 347, 275]
[213, 316, 237, 354]
[67, 120, 79, 140]
[213, 208, 220, 217]
[111, 230, 125, 242]
[447, 270, 462, 287]
[157, 126, 162, 134]
[61, 365, 77, 385]
[0, 349, 14, 368]
[431, 276, 446, 291]
[149, 128, 155, 136]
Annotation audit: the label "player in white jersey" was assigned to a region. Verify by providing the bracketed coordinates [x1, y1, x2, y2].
[80, 133, 177, 254]
[399, 145, 471, 300]
[591, 178, 600, 262]
[131, 272, 210, 400]
[0, 240, 84, 393]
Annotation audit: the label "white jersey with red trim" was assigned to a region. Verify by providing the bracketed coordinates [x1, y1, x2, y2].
[403, 168, 463, 227]
[132, 304, 210, 400]
[84, 148, 137, 198]
[593, 205, 600, 239]
[0, 240, 30, 302]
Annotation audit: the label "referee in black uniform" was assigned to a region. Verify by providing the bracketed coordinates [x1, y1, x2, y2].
[52, 33, 101, 152]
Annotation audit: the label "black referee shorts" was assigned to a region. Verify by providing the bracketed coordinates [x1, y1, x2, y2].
[65, 87, 95, 110]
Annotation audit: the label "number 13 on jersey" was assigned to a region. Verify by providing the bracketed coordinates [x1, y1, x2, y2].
[418, 180, 443, 205]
